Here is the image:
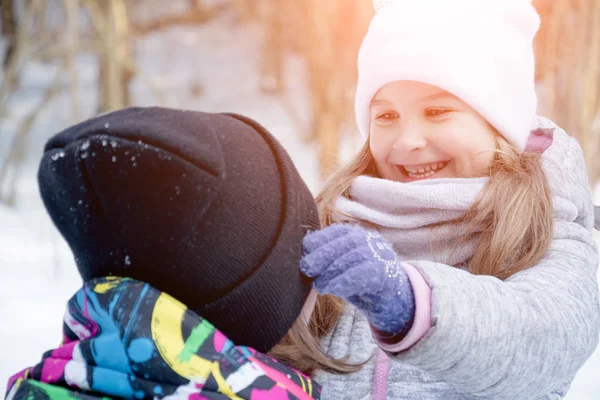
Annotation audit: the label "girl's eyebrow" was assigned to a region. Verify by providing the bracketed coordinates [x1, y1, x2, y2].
[370, 99, 391, 107]
[371, 92, 456, 108]
[422, 92, 456, 101]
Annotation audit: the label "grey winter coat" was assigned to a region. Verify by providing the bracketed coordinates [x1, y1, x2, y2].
[313, 119, 600, 400]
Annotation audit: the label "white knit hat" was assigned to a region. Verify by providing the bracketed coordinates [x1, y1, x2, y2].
[356, 0, 541, 151]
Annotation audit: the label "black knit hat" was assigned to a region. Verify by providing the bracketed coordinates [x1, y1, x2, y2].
[38, 107, 320, 353]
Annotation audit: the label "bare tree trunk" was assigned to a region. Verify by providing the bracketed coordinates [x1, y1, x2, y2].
[97, 0, 131, 113]
[0, 0, 47, 204]
[567, 0, 587, 135]
[234, 0, 255, 24]
[0, 0, 46, 111]
[259, 1, 283, 94]
[304, 0, 345, 179]
[534, 0, 600, 188]
[132, 0, 212, 34]
[2, 0, 17, 71]
[65, 0, 81, 121]
[543, 1, 569, 119]
[580, 0, 600, 174]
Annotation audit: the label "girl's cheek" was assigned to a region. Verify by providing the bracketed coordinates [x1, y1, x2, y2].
[369, 128, 381, 151]
[458, 149, 493, 177]
[369, 134, 389, 161]
[475, 152, 495, 174]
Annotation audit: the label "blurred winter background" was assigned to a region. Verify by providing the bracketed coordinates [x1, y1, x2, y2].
[0, 0, 599, 398]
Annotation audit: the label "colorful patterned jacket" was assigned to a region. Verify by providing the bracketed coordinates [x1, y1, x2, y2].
[5, 277, 321, 400]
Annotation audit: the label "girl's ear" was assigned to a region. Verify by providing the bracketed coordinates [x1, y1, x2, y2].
[594, 205, 600, 231]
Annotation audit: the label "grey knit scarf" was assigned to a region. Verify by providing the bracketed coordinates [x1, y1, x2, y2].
[335, 176, 487, 266]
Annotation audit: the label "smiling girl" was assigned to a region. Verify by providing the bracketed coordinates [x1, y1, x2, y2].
[369, 81, 499, 182]
[299, 0, 600, 399]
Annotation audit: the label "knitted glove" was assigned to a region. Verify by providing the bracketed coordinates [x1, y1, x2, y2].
[300, 223, 415, 337]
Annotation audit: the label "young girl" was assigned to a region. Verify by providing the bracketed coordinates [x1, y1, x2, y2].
[300, 1, 600, 399]
[5, 107, 335, 400]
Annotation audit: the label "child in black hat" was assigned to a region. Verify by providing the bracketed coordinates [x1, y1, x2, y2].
[6, 107, 348, 400]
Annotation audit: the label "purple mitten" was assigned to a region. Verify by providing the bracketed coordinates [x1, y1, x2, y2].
[301, 224, 415, 337]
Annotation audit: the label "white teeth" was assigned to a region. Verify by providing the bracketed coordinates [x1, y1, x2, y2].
[404, 161, 448, 179]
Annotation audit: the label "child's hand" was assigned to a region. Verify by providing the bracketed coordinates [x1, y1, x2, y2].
[300, 224, 415, 336]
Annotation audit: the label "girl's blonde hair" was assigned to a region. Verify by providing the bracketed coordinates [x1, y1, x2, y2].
[268, 294, 362, 375]
[312, 132, 554, 340]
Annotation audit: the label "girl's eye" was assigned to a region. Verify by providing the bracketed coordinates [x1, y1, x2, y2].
[426, 108, 451, 118]
[375, 111, 399, 121]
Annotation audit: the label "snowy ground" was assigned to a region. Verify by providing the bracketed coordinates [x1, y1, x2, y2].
[1, 6, 599, 399]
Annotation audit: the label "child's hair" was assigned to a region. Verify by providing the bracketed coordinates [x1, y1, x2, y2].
[269, 295, 363, 375]
[312, 133, 553, 336]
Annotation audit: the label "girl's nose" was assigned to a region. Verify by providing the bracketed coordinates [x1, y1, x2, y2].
[392, 127, 427, 152]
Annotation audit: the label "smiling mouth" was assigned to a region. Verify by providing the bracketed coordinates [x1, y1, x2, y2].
[398, 161, 450, 180]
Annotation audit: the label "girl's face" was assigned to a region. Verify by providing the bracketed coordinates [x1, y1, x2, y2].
[369, 81, 497, 182]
